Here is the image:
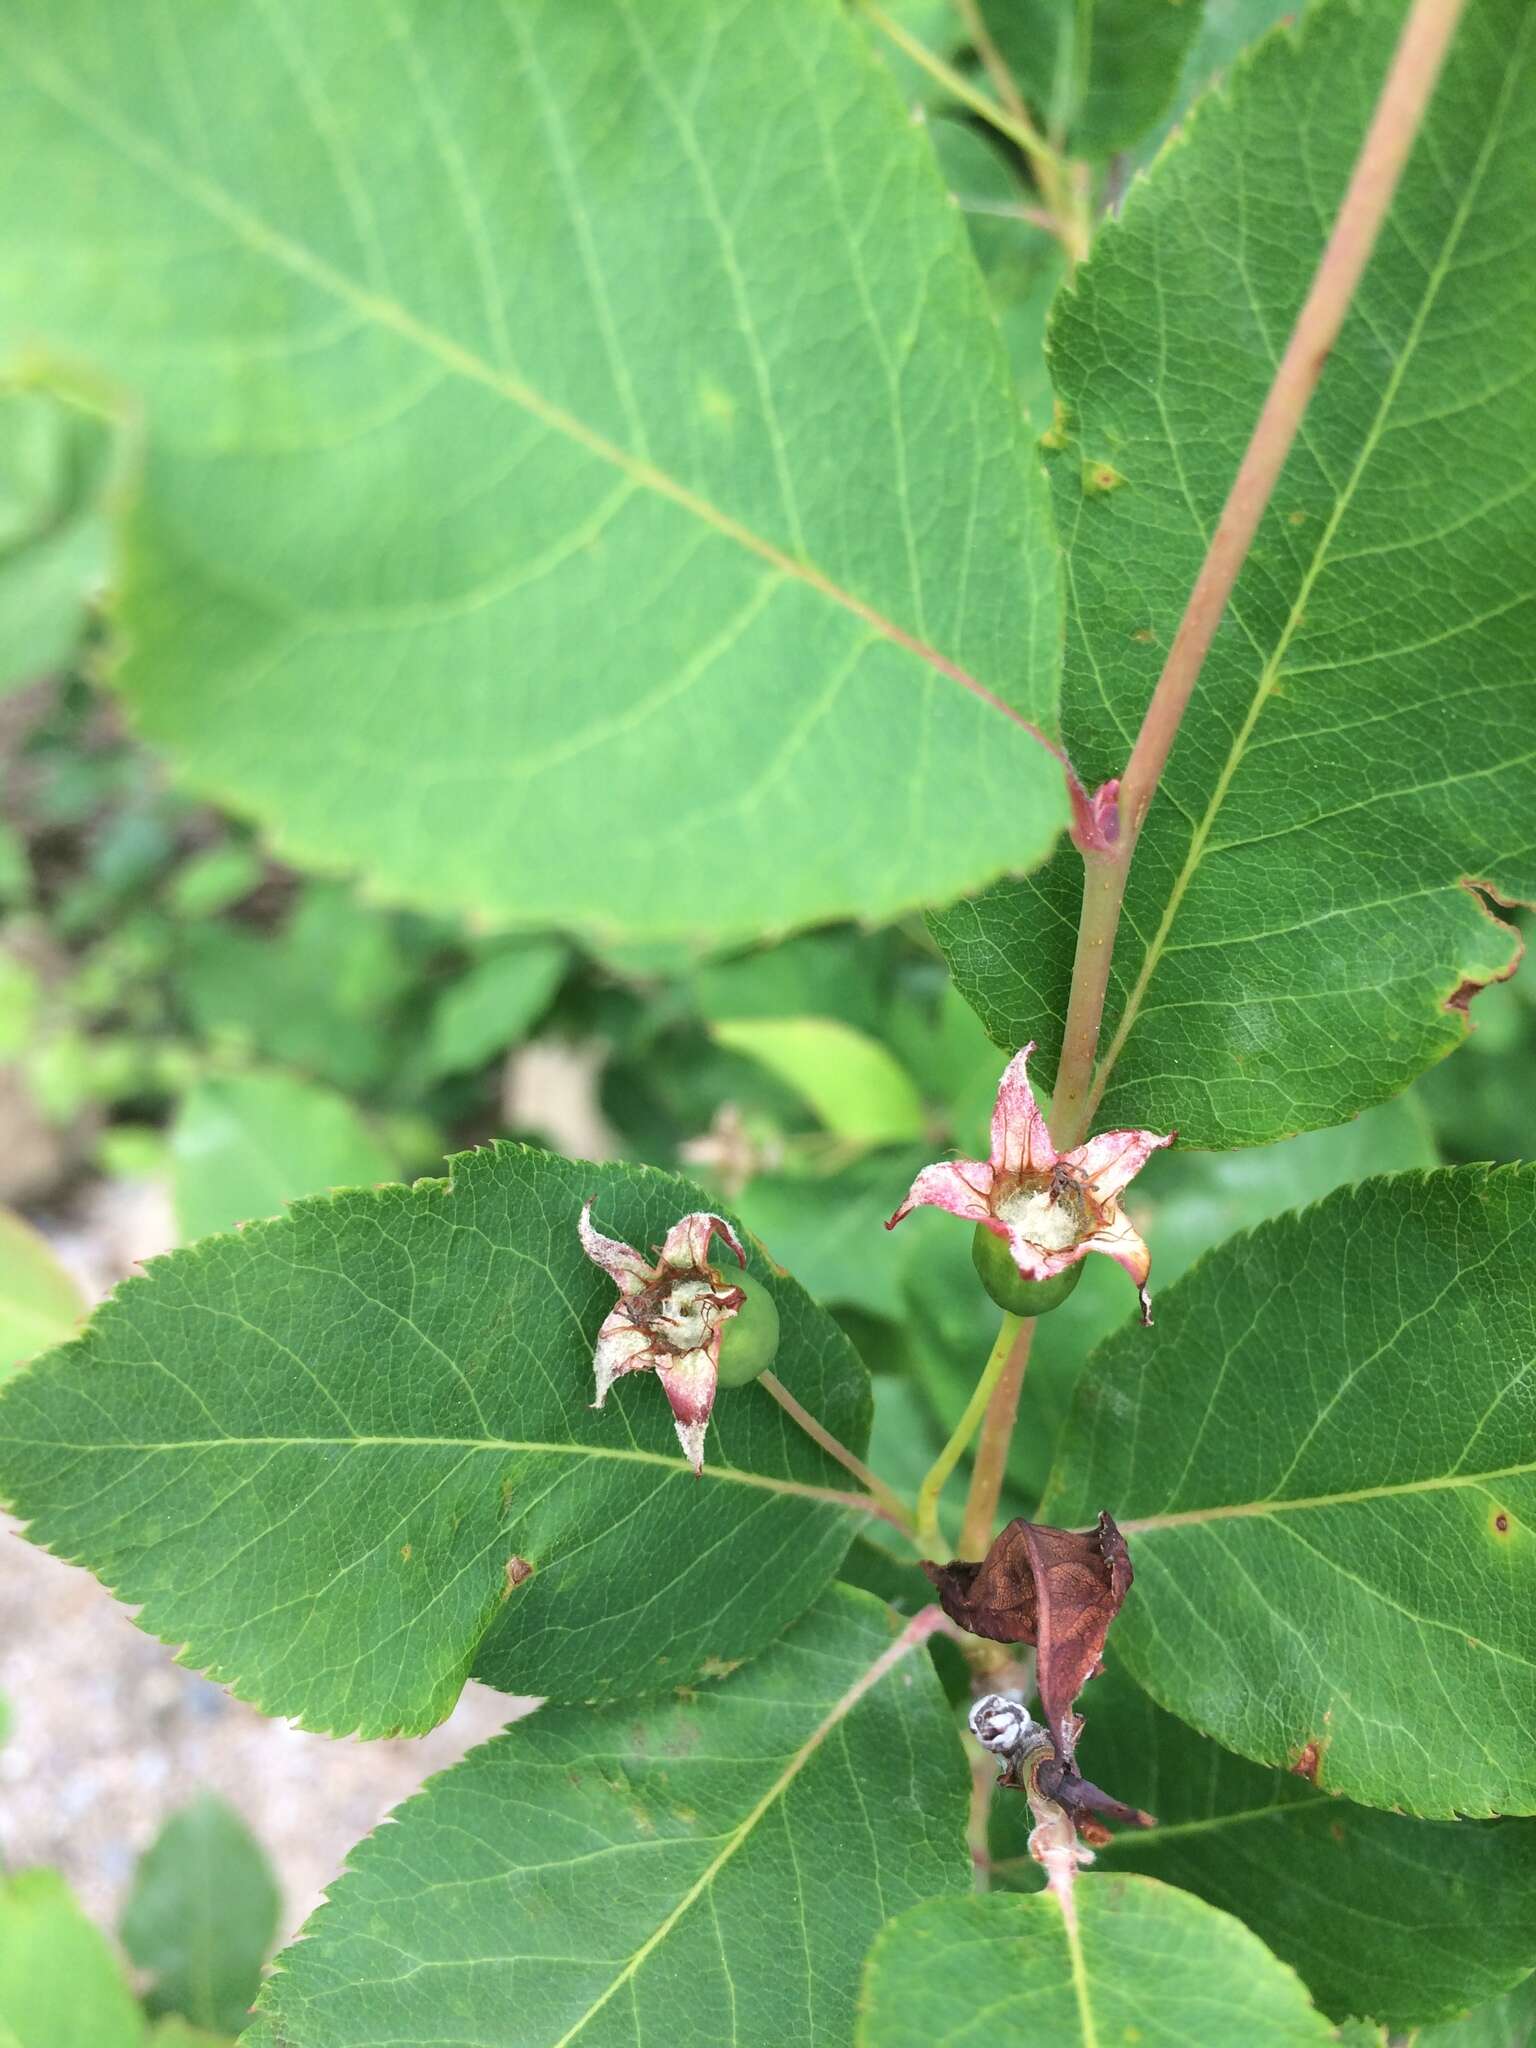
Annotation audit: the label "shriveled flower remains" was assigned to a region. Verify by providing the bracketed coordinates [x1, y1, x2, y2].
[579, 1203, 748, 1474]
[888, 1041, 1173, 1322]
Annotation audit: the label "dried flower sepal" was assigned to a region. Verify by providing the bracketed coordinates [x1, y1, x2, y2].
[926, 1512, 1132, 1767]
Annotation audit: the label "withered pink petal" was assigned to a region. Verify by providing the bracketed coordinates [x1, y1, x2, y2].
[1080, 1207, 1157, 1325]
[578, 1200, 656, 1297]
[990, 1043, 1057, 1180]
[886, 1158, 995, 1230]
[1069, 1126, 1174, 1205]
[591, 1312, 654, 1408]
[655, 1346, 719, 1475]
[658, 1211, 747, 1275]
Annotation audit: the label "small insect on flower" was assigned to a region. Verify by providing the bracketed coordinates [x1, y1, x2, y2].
[578, 1202, 779, 1475]
[886, 1041, 1173, 1323]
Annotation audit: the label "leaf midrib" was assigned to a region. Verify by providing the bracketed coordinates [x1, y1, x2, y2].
[0, 15, 1043, 743]
[1084, 12, 1535, 1118]
[1109, 1455, 1533, 1533]
[5, 1429, 869, 1511]
[993, 1786, 1338, 1886]
[546, 1617, 930, 2047]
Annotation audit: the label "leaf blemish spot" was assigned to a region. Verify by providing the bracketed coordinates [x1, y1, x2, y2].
[1083, 461, 1127, 494]
[1493, 1510, 1511, 1535]
[697, 379, 736, 426]
[505, 1555, 533, 1591]
[698, 1654, 744, 1681]
[1290, 1740, 1324, 1783]
[1041, 397, 1071, 450]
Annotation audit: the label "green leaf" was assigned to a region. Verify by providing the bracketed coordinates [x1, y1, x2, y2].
[929, 120, 1064, 428]
[0, 385, 110, 692]
[0, 947, 41, 1061]
[711, 1016, 927, 1145]
[0, 1869, 144, 2048]
[0, 1204, 83, 1380]
[1416, 1976, 1536, 2048]
[980, 0, 1206, 157]
[934, 0, 1536, 1149]
[1042, 1166, 1536, 1818]
[858, 1877, 1335, 2046]
[691, 926, 900, 1039]
[245, 1587, 967, 2048]
[0, 0, 1066, 943]
[164, 843, 265, 921]
[883, 977, 1003, 1157]
[992, 1666, 1536, 2028]
[733, 1147, 931, 1319]
[1148, 0, 1299, 158]
[862, 0, 962, 108]
[420, 938, 567, 1081]
[146, 2024, 234, 2048]
[121, 1794, 280, 2037]
[858, 1374, 967, 1594]
[0, 1145, 870, 1735]
[1014, 1093, 1437, 1494]
[170, 1070, 399, 1243]
[174, 884, 421, 1098]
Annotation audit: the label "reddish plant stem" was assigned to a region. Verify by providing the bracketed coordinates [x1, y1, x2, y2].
[1049, 0, 1467, 1152]
[759, 1369, 917, 1541]
[957, 1315, 1035, 1559]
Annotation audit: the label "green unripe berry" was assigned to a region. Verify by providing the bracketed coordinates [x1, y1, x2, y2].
[971, 1225, 1083, 1317]
[715, 1271, 781, 1385]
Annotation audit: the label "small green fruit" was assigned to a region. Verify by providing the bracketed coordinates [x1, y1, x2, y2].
[971, 1225, 1083, 1317]
[715, 1271, 781, 1385]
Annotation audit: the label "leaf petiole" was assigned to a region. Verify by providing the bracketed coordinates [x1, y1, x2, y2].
[758, 1369, 920, 1546]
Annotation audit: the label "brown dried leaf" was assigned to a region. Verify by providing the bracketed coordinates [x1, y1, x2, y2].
[924, 1512, 1132, 1762]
